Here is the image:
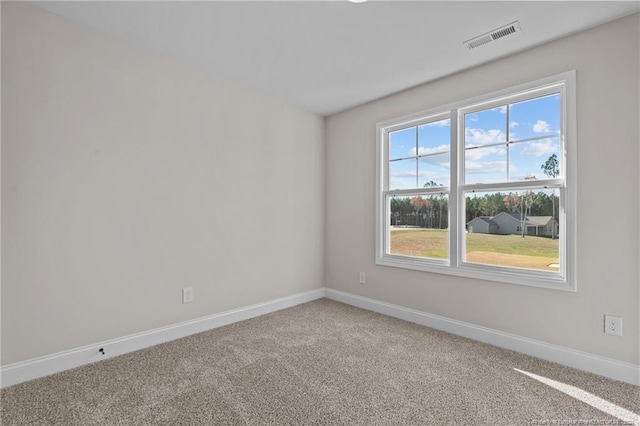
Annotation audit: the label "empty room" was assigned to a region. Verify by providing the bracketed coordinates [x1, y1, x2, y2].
[1, 1, 639, 424]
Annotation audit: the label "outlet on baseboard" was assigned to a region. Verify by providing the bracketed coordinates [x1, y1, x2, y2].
[604, 315, 622, 336]
[182, 287, 194, 304]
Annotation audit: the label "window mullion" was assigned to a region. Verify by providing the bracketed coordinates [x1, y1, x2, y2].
[506, 104, 510, 181]
[415, 128, 419, 189]
[450, 110, 460, 268]
[462, 178, 564, 193]
[386, 188, 450, 197]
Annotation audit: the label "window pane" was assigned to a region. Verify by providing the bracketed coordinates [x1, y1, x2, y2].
[389, 127, 416, 160]
[389, 158, 417, 190]
[509, 137, 561, 181]
[418, 119, 450, 154]
[465, 145, 507, 184]
[390, 195, 449, 259]
[464, 189, 559, 271]
[380, 74, 572, 287]
[418, 152, 450, 187]
[465, 107, 507, 147]
[509, 94, 560, 141]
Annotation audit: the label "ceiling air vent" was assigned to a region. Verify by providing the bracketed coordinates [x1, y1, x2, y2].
[464, 21, 521, 50]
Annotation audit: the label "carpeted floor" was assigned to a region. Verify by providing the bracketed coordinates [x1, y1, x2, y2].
[1, 299, 639, 425]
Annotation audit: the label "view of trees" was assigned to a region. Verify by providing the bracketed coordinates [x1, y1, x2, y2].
[541, 153, 559, 238]
[390, 191, 559, 229]
[390, 195, 448, 229]
[390, 155, 560, 231]
[464, 191, 559, 223]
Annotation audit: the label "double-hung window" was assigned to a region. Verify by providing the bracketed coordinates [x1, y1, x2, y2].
[376, 72, 576, 290]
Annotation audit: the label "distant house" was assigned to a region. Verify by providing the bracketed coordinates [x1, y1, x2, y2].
[526, 215, 559, 237]
[467, 212, 558, 237]
[466, 216, 499, 234]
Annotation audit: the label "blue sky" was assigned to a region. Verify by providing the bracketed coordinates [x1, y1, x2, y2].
[389, 94, 560, 190]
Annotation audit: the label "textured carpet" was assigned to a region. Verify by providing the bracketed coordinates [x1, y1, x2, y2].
[1, 299, 638, 425]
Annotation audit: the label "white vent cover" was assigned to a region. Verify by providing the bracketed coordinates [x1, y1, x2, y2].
[464, 21, 522, 50]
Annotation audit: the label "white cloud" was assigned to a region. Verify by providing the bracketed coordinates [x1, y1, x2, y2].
[521, 139, 557, 157]
[465, 128, 506, 146]
[419, 156, 450, 169]
[392, 170, 441, 181]
[465, 160, 507, 174]
[390, 170, 450, 189]
[411, 144, 449, 156]
[465, 144, 505, 161]
[509, 121, 519, 129]
[421, 119, 450, 128]
[389, 172, 417, 189]
[390, 171, 417, 178]
[533, 120, 550, 133]
[511, 171, 545, 181]
[417, 170, 449, 184]
[492, 106, 508, 114]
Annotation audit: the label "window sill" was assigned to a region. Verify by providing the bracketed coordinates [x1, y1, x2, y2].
[376, 255, 574, 292]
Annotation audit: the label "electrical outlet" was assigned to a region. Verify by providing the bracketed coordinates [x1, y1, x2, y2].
[182, 287, 193, 304]
[604, 315, 622, 336]
[359, 272, 366, 284]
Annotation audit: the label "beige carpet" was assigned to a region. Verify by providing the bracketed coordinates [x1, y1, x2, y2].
[1, 299, 638, 425]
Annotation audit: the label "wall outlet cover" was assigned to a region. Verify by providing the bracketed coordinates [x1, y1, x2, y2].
[604, 315, 622, 336]
[182, 287, 194, 304]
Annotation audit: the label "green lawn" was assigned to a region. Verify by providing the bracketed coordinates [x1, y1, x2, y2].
[390, 228, 559, 270]
[466, 232, 558, 258]
[390, 228, 449, 259]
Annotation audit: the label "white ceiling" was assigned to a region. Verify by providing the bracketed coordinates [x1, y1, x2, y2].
[33, 1, 639, 116]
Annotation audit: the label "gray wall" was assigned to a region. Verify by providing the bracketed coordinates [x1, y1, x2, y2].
[326, 14, 639, 364]
[1, 3, 325, 365]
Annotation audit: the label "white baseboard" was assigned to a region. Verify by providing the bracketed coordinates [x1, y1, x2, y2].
[0, 288, 325, 388]
[325, 288, 640, 386]
[3, 287, 638, 388]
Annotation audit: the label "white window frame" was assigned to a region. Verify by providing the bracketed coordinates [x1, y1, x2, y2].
[376, 71, 576, 291]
